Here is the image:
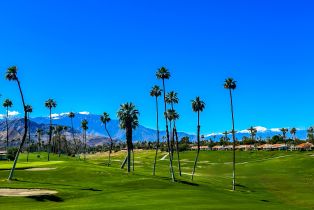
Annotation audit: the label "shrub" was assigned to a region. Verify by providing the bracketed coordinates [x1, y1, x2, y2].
[6, 147, 18, 161]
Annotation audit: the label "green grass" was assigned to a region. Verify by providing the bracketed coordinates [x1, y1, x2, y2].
[0, 150, 313, 210]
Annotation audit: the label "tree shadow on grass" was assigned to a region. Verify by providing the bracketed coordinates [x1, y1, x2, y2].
[176, 180, 199, 186]
[81, 188, 102, 192]
[28, 195, 64, 202]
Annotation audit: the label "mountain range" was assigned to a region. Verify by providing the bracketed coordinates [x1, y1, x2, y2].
[0, 113, 309, 147]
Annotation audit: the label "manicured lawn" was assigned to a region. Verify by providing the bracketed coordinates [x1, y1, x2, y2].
[0, 150, 313, 209]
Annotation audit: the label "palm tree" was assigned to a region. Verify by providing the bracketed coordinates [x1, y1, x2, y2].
[150, 85, 162, 175]
[45, 99, 57, 161]
[68, 112, 77, 154]
[290, 128, 297, 147]
[156, 66, 175, 182]
[222, 131, 229, 146]
[5, 66, 28, 180]
[81, 120, 88, 160]
[3, 99, 13, 150]
[117, 102, 139, 173]
[100, 112, 113, 166]
[166, 109, 182, 176]
[280, 128, 288, 149]
[224, 77, 237, 191]
[36, 128, 43, 152]
[25, 105, 33, 162]
[191, 96, 205, 181]
[247, 126, 257, 141]
[307, 127, 314, 142]
[165, 91, 179, 160]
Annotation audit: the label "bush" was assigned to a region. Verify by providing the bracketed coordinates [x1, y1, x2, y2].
[6, 147, 18, 161]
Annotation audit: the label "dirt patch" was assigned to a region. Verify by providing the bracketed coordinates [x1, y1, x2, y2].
[0, 188, 58, 197]
[24, 168, 56, 171]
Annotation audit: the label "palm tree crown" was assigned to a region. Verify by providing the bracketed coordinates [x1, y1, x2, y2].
[25, 105, 33, 113]
[290, 128, 297, 135]
[45, 99, 57, 109]
[68, 112, 75, 118]
[117, 103, 139, 129]
[224, 78, 237, 90]
[150, 85, 162, 97]
[81, 119, 88, 131]
[5, 66, 18, 81]
[165, 91, 179, 106]
[3, 99, 13, 108]
[165, 109, 179, 122]
[191, 96, 205, 112]
[100, 112, 111, 125]
[156, 67, 170, 80]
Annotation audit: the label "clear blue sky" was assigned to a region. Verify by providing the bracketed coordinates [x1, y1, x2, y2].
[0, 0, 313, 134]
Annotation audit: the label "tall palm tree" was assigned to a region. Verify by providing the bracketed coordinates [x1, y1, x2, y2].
[100, 112, 113, 166]
[150, 85, 162, 176]
[36, 128, 43, 152]
[290, 128, 297, 146]
[224, 77, 237, 191]
[81, 120, 88, 160]
[25, 105, 33, 162]
[280, 128, 288, 149]
[45, 98, 57, 161]
[191, 96, 205, 181]
[117, 102, 139, 173]
[3, 99, 13, 150]
[68, 112, 77, 154]
[156, 66, 175, 182]
[5, 66, 28, 180]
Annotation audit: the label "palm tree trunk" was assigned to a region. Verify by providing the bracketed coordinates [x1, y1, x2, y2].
[27, 113, 31, 162]
[162, 79, 175, 182]
[229, 89, 236, 191]
[126, 125, 132, 173]
[8, 79, 28, 180]
[6, 107, 9, 150]
[153, 96, 160, 175]
[48, 108, 52, 161]
[174, 126, 181, 176]
[84, 131, 86, 160]
[105, 125, 113, 166]
[192, 111, 200, 181]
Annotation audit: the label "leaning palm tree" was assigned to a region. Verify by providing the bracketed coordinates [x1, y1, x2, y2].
[25, 105, 33, 162]
[150, 85, 162, 175]
[81, 120, 88, 160]
[117, 102, 139, 173]
[5, 66, 28, 180]
[280, 128, 288, 150]
[156, 66, 175, 182]
[224, 77, 237, 191]
[100, 112, 114, 166]
[45, 98, 57, 161]
[191, 96, 205, 181]
[3, 99, 13, 150]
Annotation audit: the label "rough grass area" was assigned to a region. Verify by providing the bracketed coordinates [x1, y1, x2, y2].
[0, 150, 313, 210]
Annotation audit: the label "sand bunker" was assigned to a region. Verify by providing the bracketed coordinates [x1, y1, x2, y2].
[24, 168, 56, 171]
[0, 189, 58, 197]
